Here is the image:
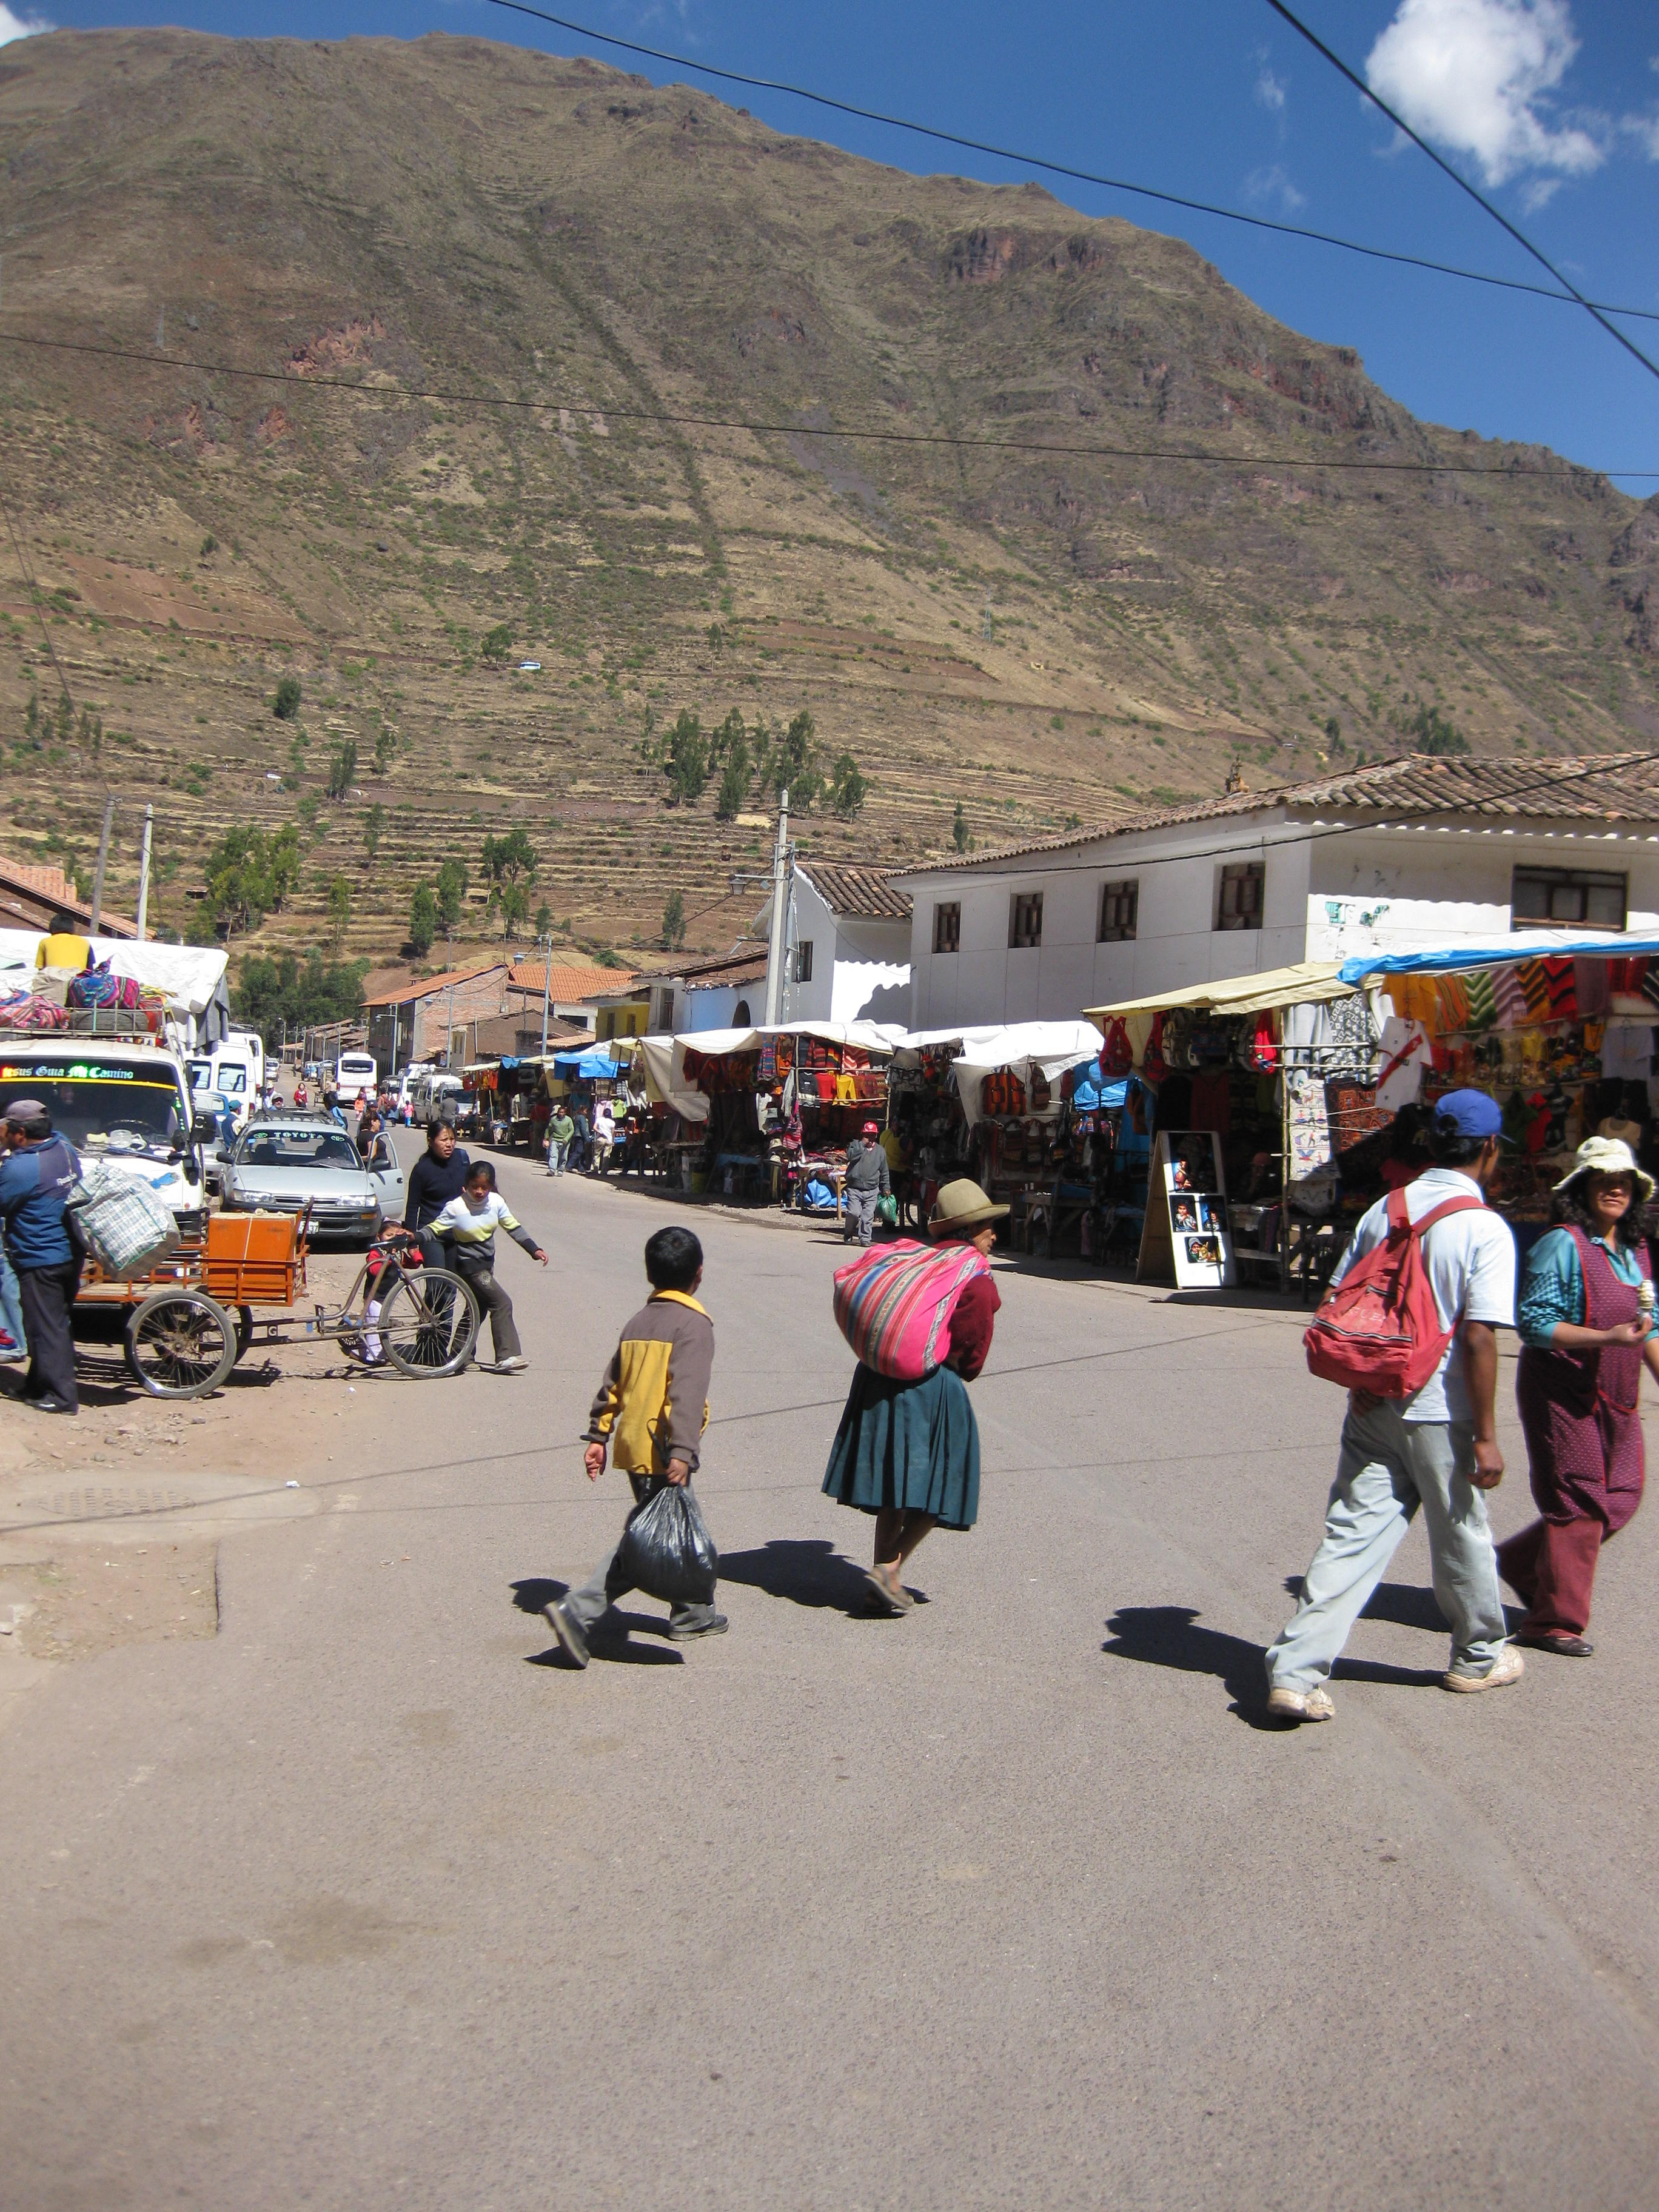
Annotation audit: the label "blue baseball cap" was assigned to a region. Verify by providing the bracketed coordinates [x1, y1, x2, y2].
[1432, 1088, 1503, 1140]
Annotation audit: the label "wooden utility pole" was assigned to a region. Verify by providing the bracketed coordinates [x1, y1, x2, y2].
[89, 797, 114, 936]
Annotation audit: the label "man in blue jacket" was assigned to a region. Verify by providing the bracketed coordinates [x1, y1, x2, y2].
[0, 1098, 81, 1413]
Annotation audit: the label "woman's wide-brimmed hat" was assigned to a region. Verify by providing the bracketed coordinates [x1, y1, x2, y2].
[1553, 1134, 1655, 1204]
[927, 1178, 1010, 1238]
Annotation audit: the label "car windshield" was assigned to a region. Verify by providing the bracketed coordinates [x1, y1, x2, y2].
[0, 1068, 186, 1154]
[235, 1127, 363, 1171]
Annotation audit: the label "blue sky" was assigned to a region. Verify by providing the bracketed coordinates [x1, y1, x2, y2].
[7, 1, 1658, 492]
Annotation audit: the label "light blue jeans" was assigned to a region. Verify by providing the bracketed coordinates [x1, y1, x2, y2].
[0, 1246, 26, 1356]
[547, 1139, 569, 1176]
[1265, 1398, 1509, 1691]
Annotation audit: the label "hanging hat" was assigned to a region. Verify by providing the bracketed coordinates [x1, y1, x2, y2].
[1597, 1116, 1644, 1151]
[927, 1177, 1010, 1238]
[1552, 1134, 1655, 1203]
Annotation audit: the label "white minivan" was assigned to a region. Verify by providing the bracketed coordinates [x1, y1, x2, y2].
[186, 1047, 256, 1134]
[336, 1049, 377, 1102]
[412, 1072, 463, 1127]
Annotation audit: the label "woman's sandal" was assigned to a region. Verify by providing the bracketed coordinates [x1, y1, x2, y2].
[862, 1567, 913, 1615]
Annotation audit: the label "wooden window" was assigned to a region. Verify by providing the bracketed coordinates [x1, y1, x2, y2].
[792, 940, 814, 983]
[1511, 866, 1626, 931]
[1009, 891, 1044, 949]
[1098, 879, 1138, 942]
[932, 901, 960, 954]
[1216, 862, 1264, 933]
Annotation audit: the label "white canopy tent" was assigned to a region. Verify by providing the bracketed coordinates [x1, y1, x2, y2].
[893, 1018, 1105, 1127]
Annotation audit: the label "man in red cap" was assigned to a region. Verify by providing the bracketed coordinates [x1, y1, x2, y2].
[842, 1119, 891, 1248]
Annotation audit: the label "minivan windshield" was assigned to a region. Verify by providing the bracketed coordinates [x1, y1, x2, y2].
[0, 1065, 187, 1154]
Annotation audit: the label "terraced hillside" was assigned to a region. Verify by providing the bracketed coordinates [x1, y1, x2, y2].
[1, 27, 1655, 974]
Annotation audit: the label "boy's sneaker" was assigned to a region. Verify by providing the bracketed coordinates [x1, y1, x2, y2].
[666, 1612, 728, 1641]
[542, 1598, 589, 1669]
[1264, 1683, 1334, 1724]
[1443, 1647, 1524, 1694]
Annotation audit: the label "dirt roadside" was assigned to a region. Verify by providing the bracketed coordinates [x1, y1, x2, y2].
[0, 1249, 387, 1725]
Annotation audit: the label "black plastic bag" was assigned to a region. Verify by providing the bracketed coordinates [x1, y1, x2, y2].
[614, 1481, 719, 1609]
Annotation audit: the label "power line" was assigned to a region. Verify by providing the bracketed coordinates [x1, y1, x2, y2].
[2, 328, 1652, 477]
[486, 0, 1659, 326]
[1261, 0, 1659, 387]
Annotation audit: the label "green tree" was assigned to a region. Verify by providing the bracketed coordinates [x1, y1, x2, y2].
[232, 950, 367, 1045]
[373, 726, 396, 776]
[480, 622, 514, 665]
[408, 882, 438, 958]
[435, 856, 468, 940]
[362, 803, 384, 861]
[327, 875, 351, 951]
[273, 674, 302, 722]
[480, 827, 537, 886]
[534, 900, 551, 937]
[1407, 704, 1469, 757]
[953, 800, 969, 853]
[663, 710, 709, 805]
[661, 889, 686, 951]
[24, 691, 39, 741]
[199, 534, 218, 558]
[499, 881, 530, 939]
[194, 824, 302, 942]
[769, 709, 822, 810]
[830, 751, 868, 819]
[1324, 715, 1346, 754]
[324, 737, 358, 799]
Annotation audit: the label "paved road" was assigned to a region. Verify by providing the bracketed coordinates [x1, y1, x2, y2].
[4, 1148, 1657, 2210]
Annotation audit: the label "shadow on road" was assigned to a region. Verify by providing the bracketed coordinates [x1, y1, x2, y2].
[1101, 1601, 1443, 1726]
[509, 1578, 685, 1665]
[719, 1539, 903, 1615]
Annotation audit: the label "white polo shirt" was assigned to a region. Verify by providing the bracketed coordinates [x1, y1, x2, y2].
[1329, 1166, 1517, 1424]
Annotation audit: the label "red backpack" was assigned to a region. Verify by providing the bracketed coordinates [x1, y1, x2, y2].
[1303, 1190, 1485, 1398]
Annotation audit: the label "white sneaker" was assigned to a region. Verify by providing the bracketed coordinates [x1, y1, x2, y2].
[496, 1354, 529, 1373]
[1265, 1683, 1334, 1724]
[1443, 1647, 1524, 1694]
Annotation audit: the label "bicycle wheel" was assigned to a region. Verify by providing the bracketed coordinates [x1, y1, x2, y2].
[378, 1267, 478, 1378]
[126, 1289, 238, 1399]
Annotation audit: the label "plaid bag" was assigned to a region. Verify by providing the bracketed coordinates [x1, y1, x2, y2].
[67, 1160, 178, 1278]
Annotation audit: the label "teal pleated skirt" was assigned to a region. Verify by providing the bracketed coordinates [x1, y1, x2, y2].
[822, 1362, 981, 1531]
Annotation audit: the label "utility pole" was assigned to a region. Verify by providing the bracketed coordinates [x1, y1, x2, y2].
[89, 797, 114, 936]
[539, 930, 554, 1058]
[135, 804, 154, 940]
[763, 789, 791, 1028]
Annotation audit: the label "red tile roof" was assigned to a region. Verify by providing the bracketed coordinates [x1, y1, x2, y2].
[362, 960, 507, 1008]
[506, 960, 642, 999]
[797, 860, 911, 920]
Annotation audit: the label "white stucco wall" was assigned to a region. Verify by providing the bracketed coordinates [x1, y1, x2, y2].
[774, 869, 912, 1029]
[685, 983, 762, 1032]
[902, 816, 1659, 1030]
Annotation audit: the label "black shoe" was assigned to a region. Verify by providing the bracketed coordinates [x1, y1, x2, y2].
[1513, 1629, 1594, 1657]
[27, 1395, 77, 1415]
[666, 1612, 728, 1641]
[541, 1598, 589, 1669]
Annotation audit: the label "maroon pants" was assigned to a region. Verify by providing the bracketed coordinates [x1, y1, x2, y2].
[1496, 1515, 1608, 1638]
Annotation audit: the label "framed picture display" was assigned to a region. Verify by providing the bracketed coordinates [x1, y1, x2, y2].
[1137, 1130, 1236, 1288]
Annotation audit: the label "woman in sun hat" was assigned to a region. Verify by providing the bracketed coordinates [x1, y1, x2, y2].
[1500, 1134, 1659, 1658]
[822, 1178, 1006, 1614]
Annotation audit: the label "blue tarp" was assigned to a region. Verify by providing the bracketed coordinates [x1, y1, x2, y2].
[552, 1046, 627, 1079]
[1339, 931, 1659, 986]
[1063, 1059, 1130, 1112]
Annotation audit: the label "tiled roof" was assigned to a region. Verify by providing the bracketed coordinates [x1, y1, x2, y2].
[506, 960, 642, 999]
[894, 752, 1659, 876]
[797, 860, 912, 920]
[680, 942, 771, 987]
[363, 960, 507, 1008]
[0, 855, 136, 936]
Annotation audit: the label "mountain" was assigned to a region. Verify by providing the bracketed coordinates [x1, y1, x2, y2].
[1, 26, 1655, 967]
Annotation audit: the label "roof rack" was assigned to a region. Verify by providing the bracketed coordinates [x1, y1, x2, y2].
[0, 1008, 175, 1041]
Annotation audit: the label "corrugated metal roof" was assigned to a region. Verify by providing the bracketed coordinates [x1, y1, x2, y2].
[797, 860, 911, 920]
[893, 752, 1659, 877]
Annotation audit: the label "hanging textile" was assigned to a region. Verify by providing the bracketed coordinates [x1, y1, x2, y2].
[1285, 1073, 1336, 1216]
[1539, 957, 1577, 1022]
[1518, 962, 1553, 1022]
[1463, 968, 1498, 1033]
[1432, 974, 1471, 1034]
[1375, 1016, 1430, 1111]
[1573, 957, 1610, 1017]
[1492, 964, 1529, 1030]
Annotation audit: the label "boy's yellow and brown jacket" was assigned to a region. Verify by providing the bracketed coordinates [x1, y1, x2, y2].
[584, 1290, 714, 1475]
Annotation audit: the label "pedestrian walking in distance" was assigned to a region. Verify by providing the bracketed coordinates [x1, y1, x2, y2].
[543, 1225, 726, 1665]
[1265, 1090, 1522, 1721]
[1498, 1135, 1657, 1658]
[546, 1101, 575, 1176]
[842, 1119, 890, 1248]
[0, 1098, 82, 1414]
[429, 1161, 547, 1372]
[823, 1178, 1004, 1615]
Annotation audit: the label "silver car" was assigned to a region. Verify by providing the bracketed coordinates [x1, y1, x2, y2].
[218, 1114, 405, 1242]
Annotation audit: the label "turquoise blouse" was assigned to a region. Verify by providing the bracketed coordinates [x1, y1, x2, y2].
[1516, 1227, 1655, 1350]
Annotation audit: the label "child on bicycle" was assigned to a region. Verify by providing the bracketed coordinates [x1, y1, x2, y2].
[429, 1161, 548, 1371]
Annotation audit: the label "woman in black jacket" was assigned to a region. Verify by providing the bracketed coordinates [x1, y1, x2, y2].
[403, 1119, 471, 1266]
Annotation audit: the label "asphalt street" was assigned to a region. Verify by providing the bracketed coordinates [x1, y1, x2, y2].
[2, 1144, 1657, 2210]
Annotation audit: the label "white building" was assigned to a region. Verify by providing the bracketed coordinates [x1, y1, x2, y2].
[773, 861, 912, 1028]
[677, 943, 771, 1032]
[894, 755, 1659, 1031]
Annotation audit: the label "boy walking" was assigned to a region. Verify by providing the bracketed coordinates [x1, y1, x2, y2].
[543, 1225, 726, 1665]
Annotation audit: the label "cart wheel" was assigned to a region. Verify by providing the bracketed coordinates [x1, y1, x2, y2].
[378, 1267, 479, 1378]
[125, 1289, 238, 1399]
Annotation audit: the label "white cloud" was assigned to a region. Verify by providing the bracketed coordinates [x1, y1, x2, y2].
[1244, 164, 1307, 215]
[0, 7, 51, 44]
[1255, 63, 1287, 116]
[1365, 0, 1604, 186]
[1623, 111, 1659, 160]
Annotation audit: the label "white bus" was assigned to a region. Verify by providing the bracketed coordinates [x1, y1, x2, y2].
[335, 1050, 378, 1102]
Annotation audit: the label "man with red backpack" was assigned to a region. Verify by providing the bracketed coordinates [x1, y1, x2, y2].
[1265, 1090, 1523, 1722]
